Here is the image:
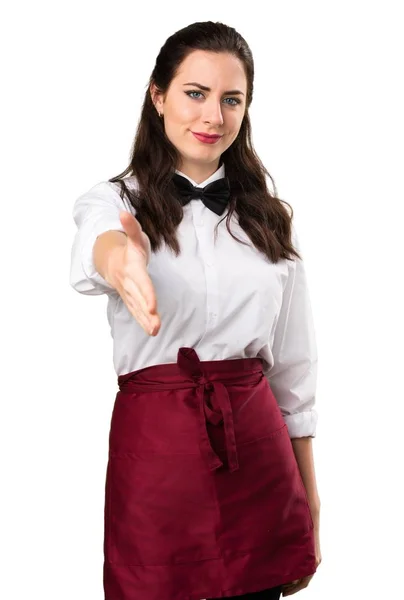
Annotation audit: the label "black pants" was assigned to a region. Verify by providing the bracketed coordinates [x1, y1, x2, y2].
[207, 586, 283, 599]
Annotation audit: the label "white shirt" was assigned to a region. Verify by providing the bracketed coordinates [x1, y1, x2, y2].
[70, 164, 318, 438]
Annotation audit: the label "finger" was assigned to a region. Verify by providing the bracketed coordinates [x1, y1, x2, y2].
[284, 582, 307, 595]
[282, 586, 299, 597]
[283, 580, 300, 588]
[282, 588, 293, 595]
[135, 308, 155, 335]
[123, 293, 153, 334]
[281, 579, 301, 596]
[283, 576, 311, 596]
[282, 589, 295, 597]
[128, 299, 160, 336]
[124, 281, 161, 334]
[125, 291, 159, 332]
[126, 263, 158, 314]
[123, 271, 158, 318]
[144, 281, 158, 314]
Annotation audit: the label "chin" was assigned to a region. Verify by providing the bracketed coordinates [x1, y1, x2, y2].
[185, 149, 219, 161]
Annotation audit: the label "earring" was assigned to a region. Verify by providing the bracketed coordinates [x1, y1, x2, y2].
[158, 111, 163, 118]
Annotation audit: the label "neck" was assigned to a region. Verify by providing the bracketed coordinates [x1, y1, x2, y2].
[177, 160, 221, 185]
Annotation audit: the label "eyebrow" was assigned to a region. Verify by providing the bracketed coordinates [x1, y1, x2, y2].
[183, 82, 245, 96]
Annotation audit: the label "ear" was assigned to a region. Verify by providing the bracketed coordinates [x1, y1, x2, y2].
[150, 82, 163, 115]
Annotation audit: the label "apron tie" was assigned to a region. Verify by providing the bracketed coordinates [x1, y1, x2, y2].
[178, 347, 239, 473]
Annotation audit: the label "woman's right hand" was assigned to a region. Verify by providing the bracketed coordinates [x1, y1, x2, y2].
[109, 211, 161, 336]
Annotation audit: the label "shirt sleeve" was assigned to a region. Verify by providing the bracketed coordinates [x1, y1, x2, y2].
[265, 223, 319, 438]
[69, 180, 134, 295]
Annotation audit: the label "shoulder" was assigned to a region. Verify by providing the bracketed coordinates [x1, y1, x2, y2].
[73, 177, 139, 216]
[107, 175, 140, 195]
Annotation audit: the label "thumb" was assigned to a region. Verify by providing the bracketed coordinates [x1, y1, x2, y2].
[119, 210, 151, 262]
[119, 210, 143, 243]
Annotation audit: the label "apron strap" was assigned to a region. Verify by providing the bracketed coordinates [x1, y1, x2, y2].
[179, 348, 240, 473]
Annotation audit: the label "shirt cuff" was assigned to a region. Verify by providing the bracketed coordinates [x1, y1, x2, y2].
[283, 409, 318, 438]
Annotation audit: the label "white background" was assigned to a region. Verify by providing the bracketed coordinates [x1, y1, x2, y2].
[1, 1, 403, 598]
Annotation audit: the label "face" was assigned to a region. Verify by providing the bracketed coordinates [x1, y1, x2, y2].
[151, 50, 247, 183]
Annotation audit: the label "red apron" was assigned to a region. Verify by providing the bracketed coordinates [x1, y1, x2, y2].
[103, 347, 316, 600]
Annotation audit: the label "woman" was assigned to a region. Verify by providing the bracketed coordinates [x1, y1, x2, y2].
[70, 20, 321, 600]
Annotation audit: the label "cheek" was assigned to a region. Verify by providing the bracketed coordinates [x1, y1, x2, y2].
[230, 117, 244, 137]
[225, 125, 240, 144]
[171, 99, 197, 125]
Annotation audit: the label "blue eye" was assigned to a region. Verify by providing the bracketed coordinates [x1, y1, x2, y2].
[186, 91, 203, 100]
[185, 91, 241, 106]
[224, 97, 241, 106]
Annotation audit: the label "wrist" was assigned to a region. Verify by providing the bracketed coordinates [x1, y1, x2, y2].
[309, 499, 321, 524]
[308, 493, 321, 510]
[105, 240, 127, 290]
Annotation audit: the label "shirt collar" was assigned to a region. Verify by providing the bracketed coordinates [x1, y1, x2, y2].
[174, 163, 226, 187]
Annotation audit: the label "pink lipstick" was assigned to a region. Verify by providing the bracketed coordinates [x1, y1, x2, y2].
[191, 132, 222, 144]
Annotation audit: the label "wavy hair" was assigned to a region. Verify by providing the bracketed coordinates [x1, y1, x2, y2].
[109, 20, 301, 263]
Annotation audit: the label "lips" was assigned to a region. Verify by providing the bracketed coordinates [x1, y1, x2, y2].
[192, 132, 222, 144]
[193, 131, 222, 139]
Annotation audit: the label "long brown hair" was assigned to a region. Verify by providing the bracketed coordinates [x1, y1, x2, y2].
[109, 21, 301, 263]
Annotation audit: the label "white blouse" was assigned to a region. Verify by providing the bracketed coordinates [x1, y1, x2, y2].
[69, 164, 318, 438]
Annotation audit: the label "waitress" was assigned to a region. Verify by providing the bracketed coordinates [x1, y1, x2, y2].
[70, 20, 321, 600]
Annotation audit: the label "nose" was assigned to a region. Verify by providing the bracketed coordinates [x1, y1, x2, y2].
[202, 99, 224, 126]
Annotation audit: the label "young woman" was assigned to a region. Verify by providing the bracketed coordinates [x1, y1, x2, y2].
[70, 20, 321, 600]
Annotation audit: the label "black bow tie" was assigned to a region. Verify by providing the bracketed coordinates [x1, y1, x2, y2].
[172, 173, 231, 216]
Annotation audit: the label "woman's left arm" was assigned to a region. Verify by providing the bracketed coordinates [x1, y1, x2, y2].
[265, 222, 321, 520]
[291, 436, 321, 523]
